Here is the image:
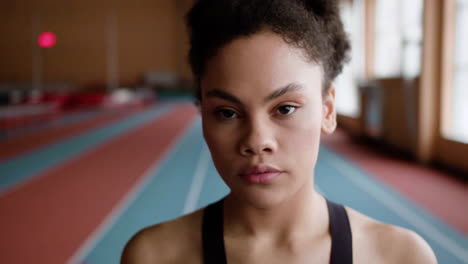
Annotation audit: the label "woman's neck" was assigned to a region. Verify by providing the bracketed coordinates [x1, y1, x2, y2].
[223, 181, 328, 242]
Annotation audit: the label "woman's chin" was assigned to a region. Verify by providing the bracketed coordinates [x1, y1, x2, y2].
[227, 187, 291, 210]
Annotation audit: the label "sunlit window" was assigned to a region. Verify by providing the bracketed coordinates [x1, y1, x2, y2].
[374, 0, 401, 78]
[374, 0, 423, 79]
[446, 0, 468, 143]
[335, 0, 365, 117]
[401, 0, 423, 79]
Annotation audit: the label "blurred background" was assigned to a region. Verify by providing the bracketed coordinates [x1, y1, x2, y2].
[0, 0, 467, 263]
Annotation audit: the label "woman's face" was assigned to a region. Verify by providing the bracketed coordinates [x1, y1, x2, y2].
[200, 31, 336, 208]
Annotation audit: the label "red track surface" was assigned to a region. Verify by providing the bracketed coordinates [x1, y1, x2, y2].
[0, 108, 144, 161]
[322, 129, 468, 235]
[0, 104, 198, 264]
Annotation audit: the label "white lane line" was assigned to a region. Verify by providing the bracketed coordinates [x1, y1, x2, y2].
[329, 155, 468, 264]
[183, 146, 210, 214]
[66, 116, 196, 264]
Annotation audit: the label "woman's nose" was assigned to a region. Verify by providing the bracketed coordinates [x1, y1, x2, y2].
[239, 120, 277, 156]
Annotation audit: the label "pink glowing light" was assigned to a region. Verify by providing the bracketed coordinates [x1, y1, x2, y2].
[38, 32, 56, 48]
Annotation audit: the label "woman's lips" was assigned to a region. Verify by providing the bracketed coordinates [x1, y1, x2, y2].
[240, 172, 282, 184]
[238, 165, 282, 184]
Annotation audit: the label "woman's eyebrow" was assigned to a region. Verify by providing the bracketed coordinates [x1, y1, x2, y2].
[205, 90, 244, 105]
[263, 83, 304, 103]
[204, 83, 303, 105]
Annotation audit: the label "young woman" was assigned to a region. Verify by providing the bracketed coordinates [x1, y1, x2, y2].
[122, 0, 437, 263]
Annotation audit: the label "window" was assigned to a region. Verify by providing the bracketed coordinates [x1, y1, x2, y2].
[335, 0, 365, 117]
[401, 0, 424, 79]
[445, 0, 468, 143]
[374, 0, 423, 79]
[374, 0, 401, 78]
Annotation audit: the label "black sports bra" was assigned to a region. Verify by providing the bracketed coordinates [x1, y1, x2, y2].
[202, 198, 353, 264]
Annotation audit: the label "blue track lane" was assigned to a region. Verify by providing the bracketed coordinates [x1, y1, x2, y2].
[0, 103, 173, 194]
[80, 121, 467, 263]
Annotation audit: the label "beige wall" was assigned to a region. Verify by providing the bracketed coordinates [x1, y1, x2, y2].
[0, 0, 193, 87]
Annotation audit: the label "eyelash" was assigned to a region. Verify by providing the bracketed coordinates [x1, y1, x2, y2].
[214, 108, 239, 120]
[276, 105, 298, 116]
[214, 104, 299, 120]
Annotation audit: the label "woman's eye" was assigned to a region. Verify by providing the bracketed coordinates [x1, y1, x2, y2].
[276, 105, 297, 115]
[216, 109, 238, 119]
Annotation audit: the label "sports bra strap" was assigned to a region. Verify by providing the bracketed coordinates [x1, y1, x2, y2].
[202, 199, 227, 264]
[327, 199, 353, 264]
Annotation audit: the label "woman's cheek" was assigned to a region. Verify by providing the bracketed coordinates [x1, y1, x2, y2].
[290, 123, 321, 155]
[205, 124, 235, 153]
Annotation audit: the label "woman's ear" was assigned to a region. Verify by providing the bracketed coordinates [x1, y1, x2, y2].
[321, 85, 337, 134]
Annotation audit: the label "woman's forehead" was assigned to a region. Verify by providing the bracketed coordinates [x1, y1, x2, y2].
[201, 32, 323, 97]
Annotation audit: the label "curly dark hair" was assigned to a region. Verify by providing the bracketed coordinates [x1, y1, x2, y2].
[186, 0, 351, 101]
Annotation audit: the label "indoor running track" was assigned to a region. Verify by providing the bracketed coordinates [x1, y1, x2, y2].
[0, 100, 467, 264]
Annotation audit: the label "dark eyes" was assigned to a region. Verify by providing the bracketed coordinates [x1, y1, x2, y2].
[216, 109, 238, 119]
[276, 105, 297, 115]
[215, 105, 298, 120]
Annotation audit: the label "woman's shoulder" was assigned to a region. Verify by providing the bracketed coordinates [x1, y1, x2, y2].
[346, 207, 437, 263]
[121, 208, 205, 264]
